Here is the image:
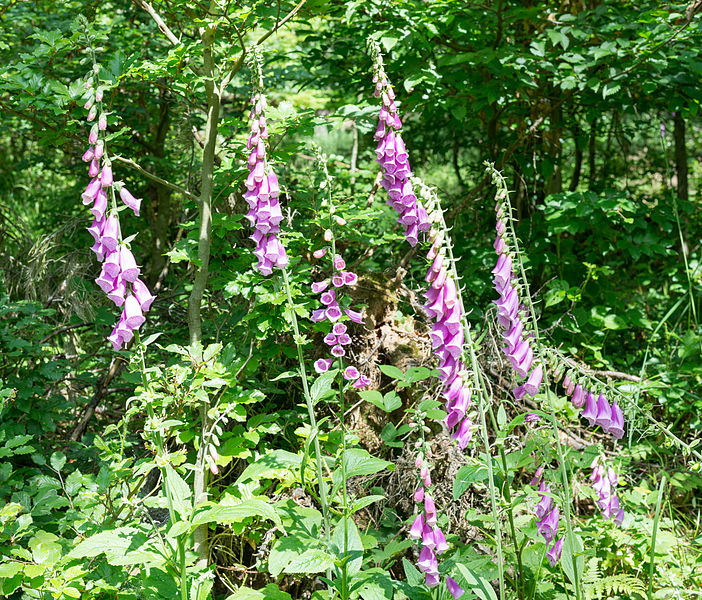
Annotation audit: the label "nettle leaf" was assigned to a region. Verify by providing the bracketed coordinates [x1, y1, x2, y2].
[350, 494, 385, 514]
[191, 497, 281, 527]
[283, 548, 335, 574]
[164, 464, 192, 520]
[68, 526, 165, 567]
[342, 449, 393, 479]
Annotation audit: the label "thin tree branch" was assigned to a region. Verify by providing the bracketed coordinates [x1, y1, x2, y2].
[112, 156, 199, 202]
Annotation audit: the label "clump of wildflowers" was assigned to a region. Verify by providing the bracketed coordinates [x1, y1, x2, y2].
[369, 40, 430, 247]
[492, 190, 543, 399]
[80, 60, 154, 350]
[590, 457, 624, 524]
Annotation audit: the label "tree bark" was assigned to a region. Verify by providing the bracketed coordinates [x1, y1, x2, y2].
[588, 116, 597, 187]
[569, 125, 583, 191]
[189, 16, 221, 569]
[674, 111, 688, 203]
[545, 101, 563, 196]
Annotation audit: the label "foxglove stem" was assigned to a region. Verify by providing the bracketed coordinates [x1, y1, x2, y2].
[281, 267, 332, 569]
[486, 163, 581, 600]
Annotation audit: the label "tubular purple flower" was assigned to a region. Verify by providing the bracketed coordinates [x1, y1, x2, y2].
[352, 375, 370, 389]
[410, 513, 424, 539]
[523, 364, 543, 396]
[414, 486, 424, 503]
[343, 366, 360, 381]
[417, 546, 438, 574]
[451, 418, 473, 450]
[90, 189, 108, 220]
[107, 276, 126, 307]
[331, 345, 345, 357]
[101, 164, 113, 187]
[332, 323, 347, 335]
[103, 250, 121, 279]
[119, 246, 140, 282]
[425, 572, 440, 588]
[608, 400, 624, 439]
[345, 308, 364, 324]
[96, 271, 116, 294]
[133, 278, 155, 311]
[537, 505, 560, 543]
[101, 214, 120, 252]
[311, 281, 328, 293]
[433, 526, 449, 554]
[82, 147, 94, 162]
[119, 186, 141, 216]
[547, 538, 564, 566]
[123, 294, 145, 329]
[446, 577, 464, 599]
[424, 495, 437, 526]
[571, 383, 585, 409]
[82, 177, 101, 204]
[314, 358, 332, 374]
[595, 393, 612, 430]
[530, 466, 544, 486]
[581, 391, 598, 426]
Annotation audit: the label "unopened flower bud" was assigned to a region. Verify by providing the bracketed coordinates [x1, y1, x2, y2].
[323, 229, 333, 242]
[313, 248, 327, 259]
[335, 216, 346, 226]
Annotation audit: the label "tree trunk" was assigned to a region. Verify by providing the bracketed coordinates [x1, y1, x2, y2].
[545, 101, 563, 195]
[674, 112, 688, 203]
[588, 116, 597, 187]
[570, 125, 583, 191]
[189, 17, 221, 570]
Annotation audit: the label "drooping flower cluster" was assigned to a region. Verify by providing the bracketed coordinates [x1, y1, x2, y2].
[409, 453, 463, 598]
[244, 92, 288, 276]
[424, 232, 473, 451]
[80, 68, 154, 350]
[589, 457, 624, 524]
[492, 196, 543, 399]
[532, 472, 564, 566]
[369, 42, 430, 247]
[562, 375, 624, 440]
[310, 249, 369, 389]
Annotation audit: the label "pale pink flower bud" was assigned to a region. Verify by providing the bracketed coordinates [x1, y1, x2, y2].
[323, 229, 333, 242]
[98, 113, 107, 131]
[313, 248, 327, 259]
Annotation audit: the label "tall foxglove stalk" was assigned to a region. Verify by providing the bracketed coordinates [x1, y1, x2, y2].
[244, 49, 288, 276]
[486, 163, 582, 600]
[368, 40, 430, 247]
[590, 457, 624, 524]
[80, 55, 154, 350]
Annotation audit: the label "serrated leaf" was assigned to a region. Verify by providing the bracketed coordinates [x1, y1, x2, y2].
[283, 548, 335, 574]
[310, 370, 338, 403]
[191, 497, 281, 527]
[50, 451, 66, 472]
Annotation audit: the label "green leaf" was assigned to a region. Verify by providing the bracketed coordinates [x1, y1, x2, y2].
[283, 548, 335, 574]
[560, 531, 584, 586]
[342, 449, 393, 478]
[453, 463, 489, 500]
[164, 464, 192, 520]
[378, 365, 404, 380]
[310, 370, 338, 403]
[49, 451, 66, 472]
[191, 497, 281, 527]
[236, 450, 301, 484]
[457, 563, 498, 600]
[359, 390, 385, 411]
[350, 494, 385, 514]
[330, 517, 363, 576]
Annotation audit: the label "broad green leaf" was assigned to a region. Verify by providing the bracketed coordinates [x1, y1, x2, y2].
[310, 370, 338, 403]
[342, 449, 393, 478]
[560, 531, 584, 586]
[191, 497, 281, 527]
[236, 450, 301, 484]
[378, 365, 404, 380]
[283, 548, 335, 574]
[330, 517, 363, 576]
[164, 464, 192, 519]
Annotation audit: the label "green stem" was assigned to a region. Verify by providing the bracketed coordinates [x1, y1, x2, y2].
[281, 267, 332, 561]
[648, 474, 667, 600]
[487, 163, 581, 600]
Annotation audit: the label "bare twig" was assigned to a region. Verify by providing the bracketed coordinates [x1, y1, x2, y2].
[112, 156, 198, 202]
